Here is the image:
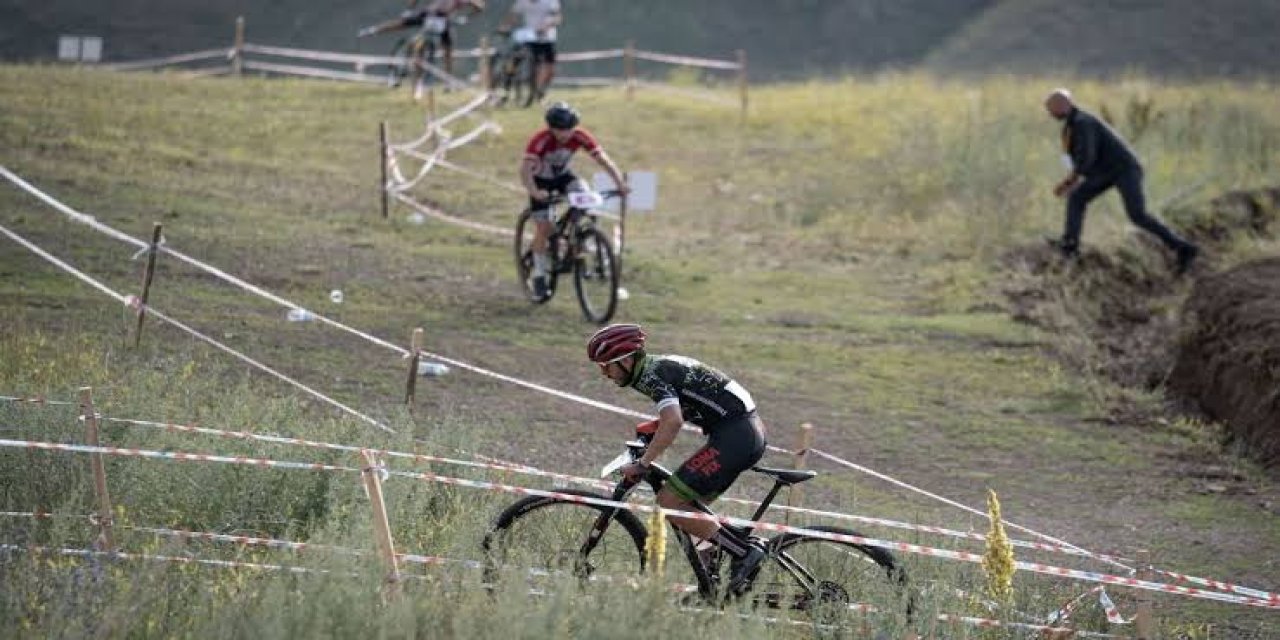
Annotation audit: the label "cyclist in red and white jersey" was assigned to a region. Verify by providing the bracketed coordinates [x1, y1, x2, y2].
[520, 101, 628, 302]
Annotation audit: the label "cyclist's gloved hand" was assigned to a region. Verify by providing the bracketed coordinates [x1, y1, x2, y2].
[620, 460, 648, 483]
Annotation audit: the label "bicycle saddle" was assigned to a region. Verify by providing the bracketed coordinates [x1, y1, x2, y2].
[751, 466, 817, 485]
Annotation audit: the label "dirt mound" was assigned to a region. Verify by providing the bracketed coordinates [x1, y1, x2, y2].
[1001, 241, 1183, 390]
[1001, 186, 1280, 438]
[1169, 258, 1280, 468]
[1177, 187, 1280, 245]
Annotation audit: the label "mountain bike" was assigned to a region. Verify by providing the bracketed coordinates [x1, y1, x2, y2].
[481, 430, 916, 621]
[487, 28, 538, 108]
[386, 15, 450, 96]
[513, 189, 621, 324]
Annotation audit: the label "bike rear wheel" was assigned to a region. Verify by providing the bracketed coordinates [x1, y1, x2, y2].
[520, 48, 539, 107]
[573, 226, 619, 324]
[387, 37, 412, 87]
[751, 525, 914, 623]
[482, 490, 648, 588]
[514, 209, 556, 303]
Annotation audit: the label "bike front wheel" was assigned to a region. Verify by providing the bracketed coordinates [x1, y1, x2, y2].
[573, 226, 619, 324]
[482, 490, 649, 588]
[514, 209, 557, 303]
[751, 525, 914, 622]
[387, 37, 412, 88]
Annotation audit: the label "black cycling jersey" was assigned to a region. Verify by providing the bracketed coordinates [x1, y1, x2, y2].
[630, 354, 756, 432]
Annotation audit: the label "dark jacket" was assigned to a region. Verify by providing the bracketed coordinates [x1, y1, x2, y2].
[1062, 107, 1141, 178]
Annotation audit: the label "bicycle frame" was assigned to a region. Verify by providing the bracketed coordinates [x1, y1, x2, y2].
[586, 438, 821, 603]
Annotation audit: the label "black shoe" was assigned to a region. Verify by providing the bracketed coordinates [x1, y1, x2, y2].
[1045, 237, 1079, 259]
[727, 543, 766, 594]
[1176, 244, 1199, 275]
[531, 275, 550, 303]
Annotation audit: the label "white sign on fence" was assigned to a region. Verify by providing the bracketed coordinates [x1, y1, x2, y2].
[57, 35, 103, 62]
[593, 171, 658, 212]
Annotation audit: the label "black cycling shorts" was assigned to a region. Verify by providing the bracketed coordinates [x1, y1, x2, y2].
[528, 173, 579, 218]
[529, 42, 557, 64]
[667, 413, 767, 502]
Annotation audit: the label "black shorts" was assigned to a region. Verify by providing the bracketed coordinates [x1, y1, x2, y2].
[529, 42, 557, 64]
[667, 413, 767, 502]
[528, 173, 579, 218]
[402, 12, 453, 47]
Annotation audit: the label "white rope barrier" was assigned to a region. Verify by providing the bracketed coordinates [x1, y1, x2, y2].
[434, 159, 525, 193]
[392, 193, 512, 237]
[102, 48, 231, 72]
[809, 449, 1133, 574]
[241, 60, 384, 85]
[0, 221, 396, 434]
[632, 49, 740, 71]
[554, 49, 626, 63]
[632, 80, 737, 107]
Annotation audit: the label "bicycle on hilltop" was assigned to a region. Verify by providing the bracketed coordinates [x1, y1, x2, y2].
[481, 427, 917, 619]
[487, 27, 539, 108]
[514, 187, 622, 324]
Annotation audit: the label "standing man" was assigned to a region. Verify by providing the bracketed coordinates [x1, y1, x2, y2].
[1044, 88, 1199, 273]
[500, 0, 561, 103]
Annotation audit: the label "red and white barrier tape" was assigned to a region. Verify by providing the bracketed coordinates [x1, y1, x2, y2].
[0, 437, 358, 473]
[0, 543, 336, 576]
[810, 448, 1131, 573]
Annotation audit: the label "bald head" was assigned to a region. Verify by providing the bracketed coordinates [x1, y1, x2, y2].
[1044, 88, 1074, 120]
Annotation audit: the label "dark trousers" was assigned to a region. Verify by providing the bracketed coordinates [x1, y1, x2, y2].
[1064, 168, 1191, 252]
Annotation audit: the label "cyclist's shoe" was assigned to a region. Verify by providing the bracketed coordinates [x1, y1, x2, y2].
[727, 543, 766, 595]
[1175, 243, 1200, 276]
[1045, 236, 1079, 260]
[531, 275, 551, 303]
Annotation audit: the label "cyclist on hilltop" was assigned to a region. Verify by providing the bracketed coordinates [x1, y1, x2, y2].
[521, 101, 628, 302]
[358, 0, 486, 77]
[587, 323, 769, 594]
[498, 0, 561, 103]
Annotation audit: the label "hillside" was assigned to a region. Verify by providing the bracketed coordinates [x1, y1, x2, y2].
[3, 0, 1280, 79]
[2, 67, 1280, 635]
[926, 0, 1280, 78]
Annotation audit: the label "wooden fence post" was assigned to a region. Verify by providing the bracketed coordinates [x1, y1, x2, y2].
[736, 49, 748, 121]
[131, 223, 163, 348]
[379, 121, 390, 219]
[784, 423, 813, 526]
[404, 328, 423, 408]
[616, 171, 628, 280]
[231, 16, 245, 76]
[478, 35, 492, 106]
[79, 387, 115, 551]
[361, 450, 402, 595]
[1134, 551, 1156, 639]
[624, 40, 636, 101]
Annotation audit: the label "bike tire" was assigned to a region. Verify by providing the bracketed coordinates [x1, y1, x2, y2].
[573, 226, 619, 324]
[514, 209, 556, 303]
[751, 525, 914, 622]
[482, 490, 649, 587]
[387, 37, 412, 88]
[521, 49, 539, 108]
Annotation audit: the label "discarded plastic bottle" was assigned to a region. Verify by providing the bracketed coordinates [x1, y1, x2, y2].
[286, 308, 315, 322]
[418, 361, 450, 377]
[329, 289, 344, 304]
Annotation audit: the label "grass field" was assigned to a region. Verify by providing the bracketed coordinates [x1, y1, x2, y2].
[1, 65, 1278, 637]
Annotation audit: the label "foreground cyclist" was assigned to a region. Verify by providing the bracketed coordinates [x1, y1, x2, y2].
[587, 323, 769, 593]
[521, 102, 628, 302]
